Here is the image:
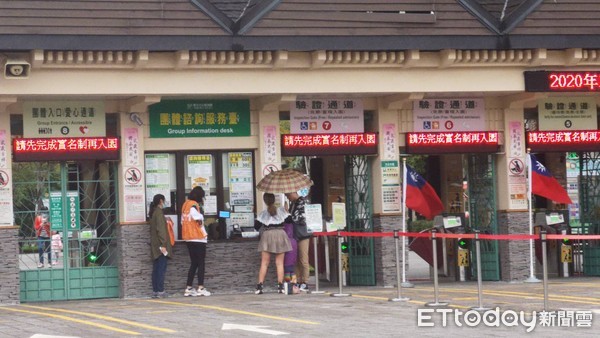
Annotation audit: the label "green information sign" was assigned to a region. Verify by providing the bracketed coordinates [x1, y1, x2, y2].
[50, 191, 80, 231]
[149, 100, 251, 138]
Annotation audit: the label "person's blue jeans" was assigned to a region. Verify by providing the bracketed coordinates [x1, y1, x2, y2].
[37, 236, 51, 264]
[152, 255, 168, 293]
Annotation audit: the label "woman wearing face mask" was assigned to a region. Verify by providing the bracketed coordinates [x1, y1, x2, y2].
[149, 193, 172, 298]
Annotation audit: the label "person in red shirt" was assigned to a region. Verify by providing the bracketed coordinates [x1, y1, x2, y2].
[34, 213, 52, 268]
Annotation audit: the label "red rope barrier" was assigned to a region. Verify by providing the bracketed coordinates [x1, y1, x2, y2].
[312, 231, 600, 241]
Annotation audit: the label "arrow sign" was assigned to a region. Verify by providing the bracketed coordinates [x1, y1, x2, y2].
[221, 323, 289, 335]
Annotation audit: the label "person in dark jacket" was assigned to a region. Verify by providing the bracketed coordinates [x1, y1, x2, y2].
[285, 191, 311, 292]
[149, 193, 172, 298]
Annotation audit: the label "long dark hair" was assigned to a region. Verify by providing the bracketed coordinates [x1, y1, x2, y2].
[148, 194, 165, 219]
[188, 186, 205, 204]
[263, 193, 277, 216]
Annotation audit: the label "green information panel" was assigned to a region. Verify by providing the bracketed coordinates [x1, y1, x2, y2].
[50, 192, 63, 231]
[149, 100, 250, 138]
[50, 191, 80, 231]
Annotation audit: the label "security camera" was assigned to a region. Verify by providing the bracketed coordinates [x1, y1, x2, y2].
[129, 112, 144, 126]
[4, 60, 30, 79]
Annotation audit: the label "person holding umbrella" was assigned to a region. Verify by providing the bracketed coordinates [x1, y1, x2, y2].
[255, 168, 313, 294]
[254, 193, 292, 294]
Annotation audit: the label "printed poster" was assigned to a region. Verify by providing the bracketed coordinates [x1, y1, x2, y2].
[381, 160, 401, 213]
[124, 128, 140, 166]
[145, 154, 171, 208]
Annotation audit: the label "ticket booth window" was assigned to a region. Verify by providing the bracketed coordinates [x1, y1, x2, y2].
[144, 150, 255, 241]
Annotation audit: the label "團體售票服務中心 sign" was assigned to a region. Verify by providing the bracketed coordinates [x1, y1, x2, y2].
[149, 100, 250, 138]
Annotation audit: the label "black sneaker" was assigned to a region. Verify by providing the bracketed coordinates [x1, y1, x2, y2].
[255, 283, 263, 295]
[277, 283, 284, 294]
[299, 283, 309, 292]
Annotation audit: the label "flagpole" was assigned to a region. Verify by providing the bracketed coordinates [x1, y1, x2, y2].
[525, 149, 541, 283]
[401, 158, 413, 288]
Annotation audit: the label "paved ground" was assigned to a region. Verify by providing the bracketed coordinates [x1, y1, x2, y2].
[1, 276, 599, 338]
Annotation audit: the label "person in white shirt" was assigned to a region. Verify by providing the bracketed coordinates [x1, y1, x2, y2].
[181, 186, 211, 297]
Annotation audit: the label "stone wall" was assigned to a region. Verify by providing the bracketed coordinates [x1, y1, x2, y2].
[498, 211, 531, 281]
[0, 227, 20, 304]
[373, 215, 404, 287]
[118, 223, 275, 298]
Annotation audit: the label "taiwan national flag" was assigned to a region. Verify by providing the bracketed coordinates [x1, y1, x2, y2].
[529, 154, 572, 204]
[404, 164, 444, 220]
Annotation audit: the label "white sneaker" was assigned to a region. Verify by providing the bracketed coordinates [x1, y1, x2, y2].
[184, 287, 198, 297]
[197, 287, 211, 296]
[37, 263, 44, 268]
[299, 283, 309, 292]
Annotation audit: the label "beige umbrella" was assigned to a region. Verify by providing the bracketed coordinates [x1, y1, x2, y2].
[256, 168, 313, 194]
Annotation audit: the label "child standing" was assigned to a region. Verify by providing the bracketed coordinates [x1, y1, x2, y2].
[51, 231, 63, 266]
[283, 221, 298, 294]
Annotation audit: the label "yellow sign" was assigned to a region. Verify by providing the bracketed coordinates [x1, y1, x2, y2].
[458, 248, 470, 267]
[561, 245, 573, 263]
[342, 254, 349, 272]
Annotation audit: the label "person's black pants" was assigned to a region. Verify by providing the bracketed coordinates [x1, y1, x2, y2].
[186, 242, 207, 287]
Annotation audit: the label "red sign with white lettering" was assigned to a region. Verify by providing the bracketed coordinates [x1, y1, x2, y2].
[527, 130, 600, 152]
[281, 133, 377, 156]
[13, 137, 120, 161]
[406, 131, 500, 154]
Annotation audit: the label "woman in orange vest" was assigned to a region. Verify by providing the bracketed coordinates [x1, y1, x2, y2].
[181, 186, 211, 297]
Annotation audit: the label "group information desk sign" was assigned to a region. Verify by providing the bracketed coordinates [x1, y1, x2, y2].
[149, 100, 250, 138]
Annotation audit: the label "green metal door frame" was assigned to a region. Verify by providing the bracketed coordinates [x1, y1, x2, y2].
[345, 155, 375, 286]
[17, 161, 120, 302]
[466, 154, 500, 281]
[580, 152, 600, 275]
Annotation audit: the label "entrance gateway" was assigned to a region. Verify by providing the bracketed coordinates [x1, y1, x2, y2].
[12, 134, 121, 302]
[15, 161, 119, 302]
[406, 131, 501, 281]
[14, 161, 120, 302]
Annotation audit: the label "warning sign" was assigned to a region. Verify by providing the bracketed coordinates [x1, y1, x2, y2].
[125, 167, 142, 185]
[509, 158, 524, 175]
[561, 245, 573, 263]
[458, 248, 470, 267]
[263, 164, 279, 176]
[0, 170, 8, 187]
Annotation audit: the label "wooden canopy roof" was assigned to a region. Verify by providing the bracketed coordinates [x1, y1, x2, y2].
[0, 0, 598, 51]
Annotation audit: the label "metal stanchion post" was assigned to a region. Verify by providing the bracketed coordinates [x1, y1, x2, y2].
[390, 230, 409, 302]
[331, 231, 350, 297]
[471, 230, 489, 311]
[312, 236, 325, 294]
[541, 230, 548, 311]
[561, 228, 569, 278]
[426, 230, 448, 307]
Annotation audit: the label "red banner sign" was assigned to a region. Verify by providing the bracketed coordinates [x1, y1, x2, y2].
[527, 130, 600, 152]
[13, 137, 120, 161]
[406, 131, 500, 154]
[281, 133, 377, 156]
